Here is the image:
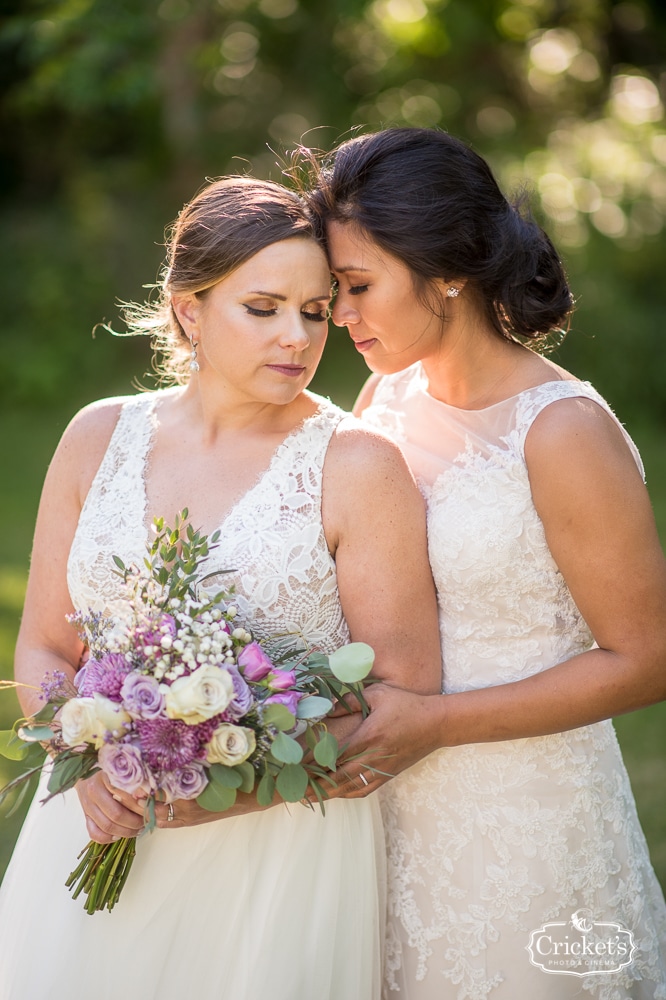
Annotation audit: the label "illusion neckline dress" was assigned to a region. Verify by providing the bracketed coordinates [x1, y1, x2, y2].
[361, 365, 666, 1000]
[0, 390, 385, 1000]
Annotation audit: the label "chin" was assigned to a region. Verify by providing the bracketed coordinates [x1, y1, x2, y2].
[364, 354, 418, 377]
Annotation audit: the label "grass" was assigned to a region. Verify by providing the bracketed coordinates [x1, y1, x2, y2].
[0, 404, 665, 892]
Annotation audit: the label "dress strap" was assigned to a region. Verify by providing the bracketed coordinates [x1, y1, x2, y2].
[513, 380, 644, 478]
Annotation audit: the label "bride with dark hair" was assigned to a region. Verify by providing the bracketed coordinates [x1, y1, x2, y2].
[0, 174, 441, 1000]
[308, 127, 666, 998]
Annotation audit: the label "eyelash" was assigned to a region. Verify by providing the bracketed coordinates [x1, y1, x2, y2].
[244, 305, 276, 317]
[349, 285, 368, 295]
[243, 305, 328, 323]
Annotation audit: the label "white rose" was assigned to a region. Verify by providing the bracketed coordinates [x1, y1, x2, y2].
[59, 698, 99, 746]
[206, 723, 256, 765]
[165, 664, 235, 725]
[93, 693, 132, 737]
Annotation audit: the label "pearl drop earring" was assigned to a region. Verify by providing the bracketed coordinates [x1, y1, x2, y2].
[189, 339, 200, 372]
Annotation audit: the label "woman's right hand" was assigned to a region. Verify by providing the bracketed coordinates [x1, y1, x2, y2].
[76, 771, 146, 844]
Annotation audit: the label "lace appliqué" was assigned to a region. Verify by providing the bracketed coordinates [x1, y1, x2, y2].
[371, 376, 666, 999]
[67, 392, 350, 657]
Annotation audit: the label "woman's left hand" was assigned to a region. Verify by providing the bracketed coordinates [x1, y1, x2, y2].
[320, 682, 444, 798]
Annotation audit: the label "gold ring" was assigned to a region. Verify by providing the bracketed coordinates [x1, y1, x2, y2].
[167, 802, 175, 822]
[359, 773, 369, 787]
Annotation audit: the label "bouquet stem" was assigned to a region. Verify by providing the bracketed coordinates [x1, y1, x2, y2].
[65, 838, 137, 914]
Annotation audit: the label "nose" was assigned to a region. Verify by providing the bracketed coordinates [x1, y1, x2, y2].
[279, 312, 311, 350]
[331, 292, 360, 328]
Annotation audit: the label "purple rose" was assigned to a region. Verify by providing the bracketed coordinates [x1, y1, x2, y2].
[264, 691, 301, 716]
[267, 667, 297, 692]
[222, 666, 255, 721]
[77, 653, 130, 700]
[238, 642, 275, 682]
[98, 743, 149, 795]
[161, 763, 208, 801]
[121, 673, 165, 720]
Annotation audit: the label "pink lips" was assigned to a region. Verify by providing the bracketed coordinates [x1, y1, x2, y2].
[352, 338, 378, 353]
[266, 364, 306, 377]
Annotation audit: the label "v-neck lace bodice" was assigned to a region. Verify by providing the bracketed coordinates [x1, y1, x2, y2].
[67, 390, 350, 652]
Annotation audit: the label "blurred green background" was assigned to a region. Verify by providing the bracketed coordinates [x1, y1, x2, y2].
[1, 0, 665, 888]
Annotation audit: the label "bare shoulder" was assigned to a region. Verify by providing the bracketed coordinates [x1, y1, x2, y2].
[49, 395, 136, 500]
[326, 416, 416, 488]
[352, 374, 382, 416]
[525, 393, 638, 472]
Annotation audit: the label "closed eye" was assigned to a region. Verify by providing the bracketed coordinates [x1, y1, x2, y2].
[349, 284, 369, 295]
[244, 304, 277, 317]
[302, 308, 329, 323]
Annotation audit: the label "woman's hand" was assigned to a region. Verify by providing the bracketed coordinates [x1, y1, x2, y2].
[321, 683, 444, 798]
[76, 771, 146, 844]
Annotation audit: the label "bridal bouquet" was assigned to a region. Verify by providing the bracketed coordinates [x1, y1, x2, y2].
[0, 511, 375, 914]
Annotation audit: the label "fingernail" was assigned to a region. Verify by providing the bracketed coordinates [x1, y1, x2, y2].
[113, 794, 122, 802]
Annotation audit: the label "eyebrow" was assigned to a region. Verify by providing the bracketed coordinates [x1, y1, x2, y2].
[248, 290, 331, 303]
[330, 265, 371, 275]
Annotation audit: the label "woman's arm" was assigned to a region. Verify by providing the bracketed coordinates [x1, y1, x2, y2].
[331, 397, 666, 795]
[323, 420, 442, 694]
[15, 400, 146, 842]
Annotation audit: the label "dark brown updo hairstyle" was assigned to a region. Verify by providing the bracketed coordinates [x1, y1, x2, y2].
[307, 128, 573, 345]
[122, 176, 317, 381]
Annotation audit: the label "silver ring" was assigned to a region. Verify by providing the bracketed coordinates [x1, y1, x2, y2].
[167, 803, 174, 822]
[359, 773, 369, 787]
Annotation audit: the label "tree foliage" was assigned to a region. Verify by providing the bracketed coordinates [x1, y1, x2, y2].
[1, 0, 665, 416]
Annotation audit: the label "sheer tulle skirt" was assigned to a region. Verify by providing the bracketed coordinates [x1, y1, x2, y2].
[0, 769, 385, 1000]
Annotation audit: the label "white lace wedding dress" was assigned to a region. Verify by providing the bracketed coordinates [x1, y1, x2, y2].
[360, 365, 666, 1000]
[0, 390, 385, 1000]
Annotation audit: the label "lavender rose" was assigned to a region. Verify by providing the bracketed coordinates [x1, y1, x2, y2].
[98, 743, 150, 796]
[121, 673, 165, 720]
[237, 642, 274, 682]
[223, 666, 254, 721]
[161, 763, 208, 801]
[264, 691, 301, 716]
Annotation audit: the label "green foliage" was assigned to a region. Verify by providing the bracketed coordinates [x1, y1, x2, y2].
[0, 0, 665, 416]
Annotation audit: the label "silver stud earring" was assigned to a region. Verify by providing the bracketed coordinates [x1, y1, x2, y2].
[446, 286, 460, 298]
[189, 339, 200, 372]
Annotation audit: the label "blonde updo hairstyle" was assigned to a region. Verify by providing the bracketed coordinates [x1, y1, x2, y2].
[122, 176, 317, 382]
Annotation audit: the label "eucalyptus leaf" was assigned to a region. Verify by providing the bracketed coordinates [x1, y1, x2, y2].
[208, 763, 243, 789]
[17, 725, 56, 743]
[197, 781, 237, 813]
[328, 642, 375, 683]
[313, 731, 339, 771]
[0, 730, 32, 761]
[271, 732, 304, 765]
[256, 772, 275, 807]
[234, 761, 256, 794]
[304, 725, 318, 752]
[262, 702, 296, 732]
[296, 695, 333, 720]
[275, 763, 309, 802]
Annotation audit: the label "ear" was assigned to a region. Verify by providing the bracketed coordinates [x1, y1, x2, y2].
[433, 277, 468, 298]
[170, 292, 201, 338]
